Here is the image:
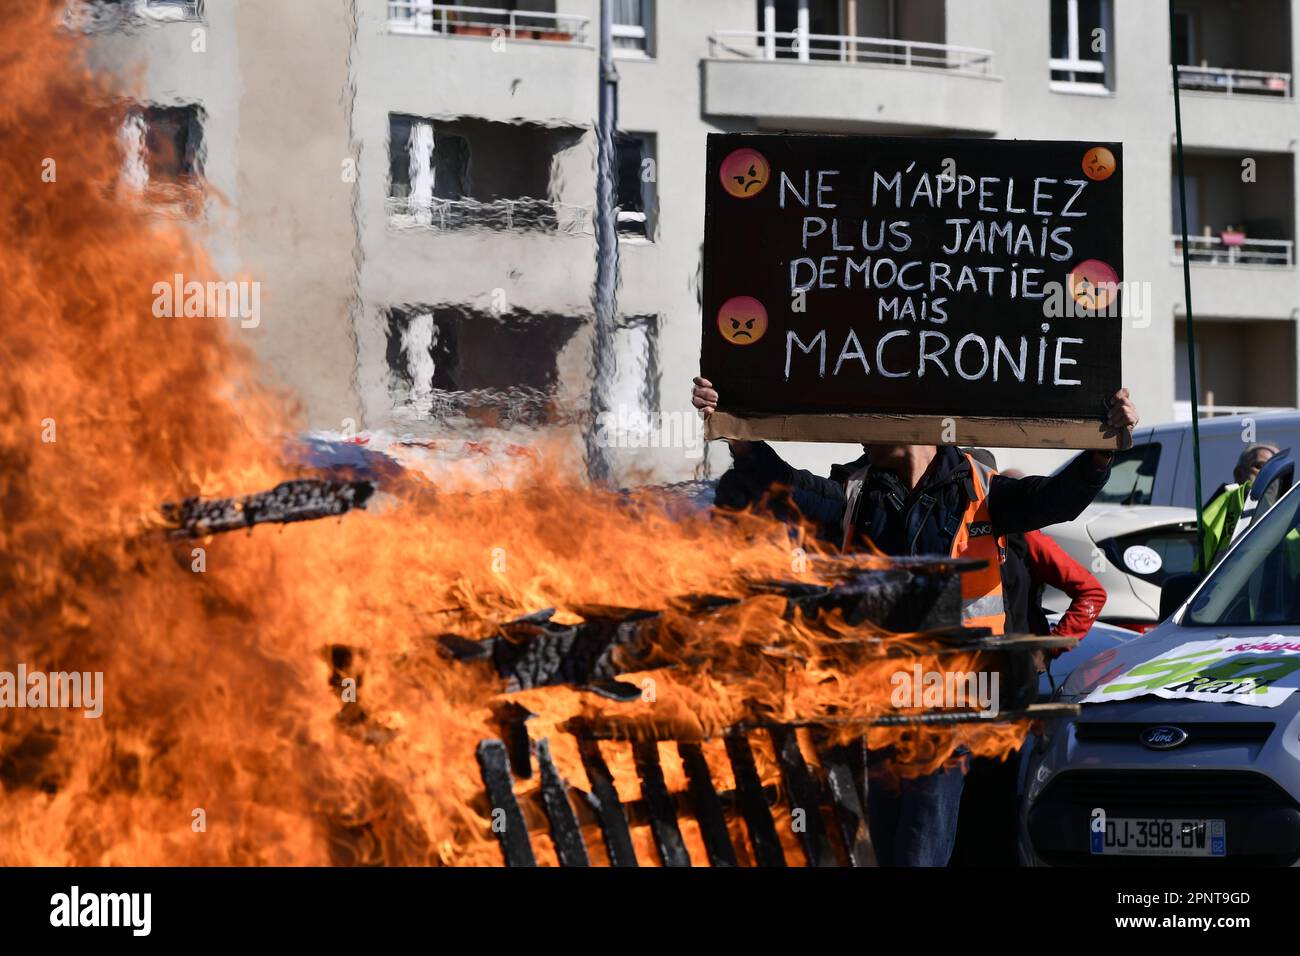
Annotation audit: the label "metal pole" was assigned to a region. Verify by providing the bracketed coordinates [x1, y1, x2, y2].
[586, 0, 619, 485]
[1171, 0, 1207, 566]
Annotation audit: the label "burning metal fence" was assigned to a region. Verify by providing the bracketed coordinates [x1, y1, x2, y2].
[440, 557, 1076, 867]
[155, 480, 1074, 867]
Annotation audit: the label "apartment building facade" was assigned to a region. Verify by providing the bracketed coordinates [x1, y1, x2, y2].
[82, 0, 1300, 480]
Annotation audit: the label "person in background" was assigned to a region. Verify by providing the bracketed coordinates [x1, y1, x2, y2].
[972, 460, 1107, 661]
[1023, 529, 1106, 655]
[1199, 443, 1280, 569]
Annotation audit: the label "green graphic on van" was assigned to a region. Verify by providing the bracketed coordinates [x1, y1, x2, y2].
[1083, 638, 1300, 708]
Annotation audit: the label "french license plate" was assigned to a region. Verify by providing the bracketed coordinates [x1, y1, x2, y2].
[1090, 818, 1226, 857]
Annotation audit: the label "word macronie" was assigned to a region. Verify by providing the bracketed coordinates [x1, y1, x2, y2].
[785, 325, 1087, 386]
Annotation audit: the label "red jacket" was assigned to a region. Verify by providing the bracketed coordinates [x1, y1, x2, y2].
[1022, 530, 1107, 649]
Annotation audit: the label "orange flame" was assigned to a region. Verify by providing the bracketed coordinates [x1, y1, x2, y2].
[0, 4, 1027, 866]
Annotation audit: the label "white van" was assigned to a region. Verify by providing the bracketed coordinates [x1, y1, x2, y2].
[1090, 409, 1300, 509]
[1040, 410, 1300, 628]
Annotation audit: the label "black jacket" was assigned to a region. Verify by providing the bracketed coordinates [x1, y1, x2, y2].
[716, 443, 1110, 559]
[1002, 532, 1032, 635]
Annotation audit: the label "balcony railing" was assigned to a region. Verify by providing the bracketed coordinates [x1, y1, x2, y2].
[708, 30, 994, 76]
[386, 3, 589, 44]
[66, 0, 204, 29]
[1172, 234, 1295, 267]
[1175, 65, 1292, 98]
[139, 0, 204, 20]
[386, 196, 594, 235]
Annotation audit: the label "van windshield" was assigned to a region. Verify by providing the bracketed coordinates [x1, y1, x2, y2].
[1184, 484, 1300, 626]
[1091, 443, 1160, 506]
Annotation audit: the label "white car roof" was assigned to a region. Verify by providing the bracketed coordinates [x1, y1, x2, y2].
[1137, 409, 1300, 441]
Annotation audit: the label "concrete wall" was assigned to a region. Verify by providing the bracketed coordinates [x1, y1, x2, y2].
[87, 0, 360, 430]
[233, 0, 358, 429]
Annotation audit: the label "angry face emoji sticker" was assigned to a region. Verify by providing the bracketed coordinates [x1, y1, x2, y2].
[1082, 146, 1116, 182]
[720, 148, 771, 199]
[717, 296, 768, 345]
[1067, 259, 1120, 312]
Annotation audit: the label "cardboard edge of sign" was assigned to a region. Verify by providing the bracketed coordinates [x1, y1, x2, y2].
[705, 412, 1119, 451]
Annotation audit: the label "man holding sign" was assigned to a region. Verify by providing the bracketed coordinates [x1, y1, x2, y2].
[692, 384, 1137, 867]
[695, 133, 1140, 867]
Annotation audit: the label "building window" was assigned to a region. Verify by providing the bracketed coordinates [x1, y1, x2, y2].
[1050, 0, 1113, 92]
[384, 306, 583, 427]
[1175, 319, 1297, 416]
[609, 315, 661, 443]
[612, 0, 653, 57]
[1170, 151, 1295, 266]
[389, 116, 470, 203]
[142, 105, 204, 180]
[755, 0, 841, 59]
[118, 103, 204, 215]
[615, 134, 655, 241]
[387, 114, 588, 233]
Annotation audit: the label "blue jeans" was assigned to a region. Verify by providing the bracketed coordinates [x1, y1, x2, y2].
[868, 760, 967, 867]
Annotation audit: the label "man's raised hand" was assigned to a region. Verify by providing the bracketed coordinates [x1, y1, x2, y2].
[1102, 387, 1139, 450]
[691, 376, 718, 418]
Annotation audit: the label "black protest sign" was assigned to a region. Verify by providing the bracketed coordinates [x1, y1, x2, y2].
[701, 133, 1124, 449]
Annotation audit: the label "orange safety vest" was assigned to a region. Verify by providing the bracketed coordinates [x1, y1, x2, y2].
[840, 452, 1007, 634]
[953, 454, 1007, 634]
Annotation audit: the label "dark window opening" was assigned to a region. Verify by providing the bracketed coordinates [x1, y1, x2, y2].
[1050, 0, 1113, 90]
[384, 306, 583, 427]
[389, 116, 470, 202]
[1171, 9, 1195, 65]
[1172, 151, 1295, 265]
[142, 104, 203, 182]
[615, 134, 655, 240]
[1171, 0, 1291, 96]
[387, 114, 583, 232]
[757, 0, 841, 58]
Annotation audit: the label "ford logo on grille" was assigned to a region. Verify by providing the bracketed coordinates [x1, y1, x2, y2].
[1140, 726, 1189, 750]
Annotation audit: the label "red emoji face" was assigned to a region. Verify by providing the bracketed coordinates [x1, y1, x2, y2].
[717, 296, 768, 345]
[1068, 259, 1120, 311]
[719, 148, 771, 199]
[1082, 146, 1116, 182]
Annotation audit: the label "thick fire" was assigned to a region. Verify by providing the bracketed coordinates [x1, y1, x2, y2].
[0, 3, 1028, 867]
